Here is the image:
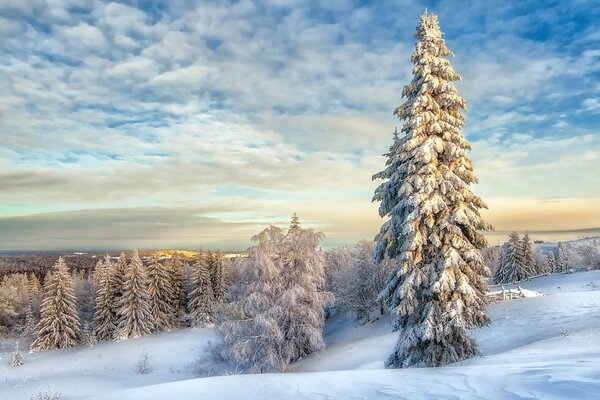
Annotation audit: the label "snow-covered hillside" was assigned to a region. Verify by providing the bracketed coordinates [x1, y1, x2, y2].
[2, 271, 599, 399]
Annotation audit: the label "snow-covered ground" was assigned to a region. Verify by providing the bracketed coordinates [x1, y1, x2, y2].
[2, 271, 599, 399]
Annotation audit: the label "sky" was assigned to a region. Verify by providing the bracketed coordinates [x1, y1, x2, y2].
[0, 0, 599, 250]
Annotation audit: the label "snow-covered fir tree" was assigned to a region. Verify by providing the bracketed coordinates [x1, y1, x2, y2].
[372, 11, 491, 368]
[81, 322, 96, 347]
[11, 342, 23, 367]
[547, 251, 556, 273]
[31, 257, 80, 351]
[23, 306, 36, 336]
[188, 256, 214, 327]
[493, 243, 510, 284]
[109, 253, 127, 326]
[210, 251, 226, 303]
[556, 242, 567, 273]
[168, 253, 185, 326]
[503, 232, 528, 283]
[147, 253, 175, 332]
[521, 231, 536, 277]
[116, 251, 154, 338]
[93, 255, 117, 341]
[290, 212, 300, 229]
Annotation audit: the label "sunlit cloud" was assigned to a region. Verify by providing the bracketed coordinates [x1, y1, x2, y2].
[0, 0, 598, 249]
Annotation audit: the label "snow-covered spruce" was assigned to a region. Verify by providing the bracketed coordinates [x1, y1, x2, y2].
[147, 253, 175, 332]
[557, 242, 567, 273]
[10, 342, 23, 367]
[210, 251, 226, 303]
[31, 257, 80, 351]
[188, 256, 214, 327]
[521, 231, 537, 276]
[116, 251, 154, 339]
[547, 251, 556, 273]
[372, 12, 491, 368]
[93, 256, 117, 341]
[167, 253, 186, 326]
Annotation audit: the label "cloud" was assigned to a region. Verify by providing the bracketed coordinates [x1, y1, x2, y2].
[0, 0, 598, 249]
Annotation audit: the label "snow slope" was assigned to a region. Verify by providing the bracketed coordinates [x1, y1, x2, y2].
[1, 271, 599, 399]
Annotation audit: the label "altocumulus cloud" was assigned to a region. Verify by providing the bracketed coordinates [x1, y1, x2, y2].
[0, 0, 599, 250]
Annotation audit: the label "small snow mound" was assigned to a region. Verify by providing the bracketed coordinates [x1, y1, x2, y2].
[519, 288, 543, 298]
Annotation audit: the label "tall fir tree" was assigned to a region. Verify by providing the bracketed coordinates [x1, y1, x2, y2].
[31, 257, 80, 351]
[493, 243, 510, 284]
[188, 257, 214, 327]
[547, 251, 556, 273]
[210, 251, 226, 303]
[520, 231, 536, 277]
[503, 232, 526, 283]
[168, 253, 185, 326]
[290, 212, 300, 230]
[372, 11, 491, 368]
[93, 257, 117, 341]
[109, 253, 127, 330]
[147, 253, 175, 332]
[116, 251, 154, 338]
[556, 242, 567, 273]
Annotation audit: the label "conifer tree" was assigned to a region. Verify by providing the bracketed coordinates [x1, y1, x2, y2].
[116, 251, 154, 338]
[11, 342, 23, 367]
[547, 251, 556, 273]
[493, 244, 510, 284]
[31, 257, 80, 351]
[188, 257, 214, 327]
[210, 251, 226, 303]
[28, 274, 41, 295]
[372, 11, 491, 368]
[93, 258, 116, 341]
[521, 231, 536, 277]
[147, 253, 175, 332]
[81, 322, 96, 347]
[503, 231, 526, 283]
[168, 253, 185, 326]
[23, 306, 36, 336]
[109, 253, 127, 322]
[556, 242, 567, 273]
[290, 212, 300, 230]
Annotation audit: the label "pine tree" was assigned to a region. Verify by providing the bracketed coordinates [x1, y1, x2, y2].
[493, 243, 510, 284]
[521, 231, 536, 277]
[28, 274, 41, 295]
[210, 251, 226, 303]
[547, 251, 556, 273]
[116, 251, 154, 338]
[556, 242, 567, 273]
[31, 257, 80, 351]
[503, 231, 527, 283]
[81, 322, 96, 347]
[93, 257, 117, 341]
[23, 306, 36, 336]
[290, 212, 300, 230]
[168, 253, 185, 326]
[11, 342, 23, 367]
[188, 257, 214, 327]
[109, 253, 127, 326]
[147, 253, 175, 332]
[372, 11, 491, 368]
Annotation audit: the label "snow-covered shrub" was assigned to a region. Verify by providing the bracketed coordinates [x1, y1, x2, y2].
[30, 388, 61, 400]
[217, 217, 330, 372]
[326, 241, 393, 319]
[135, 350, 153, 374]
